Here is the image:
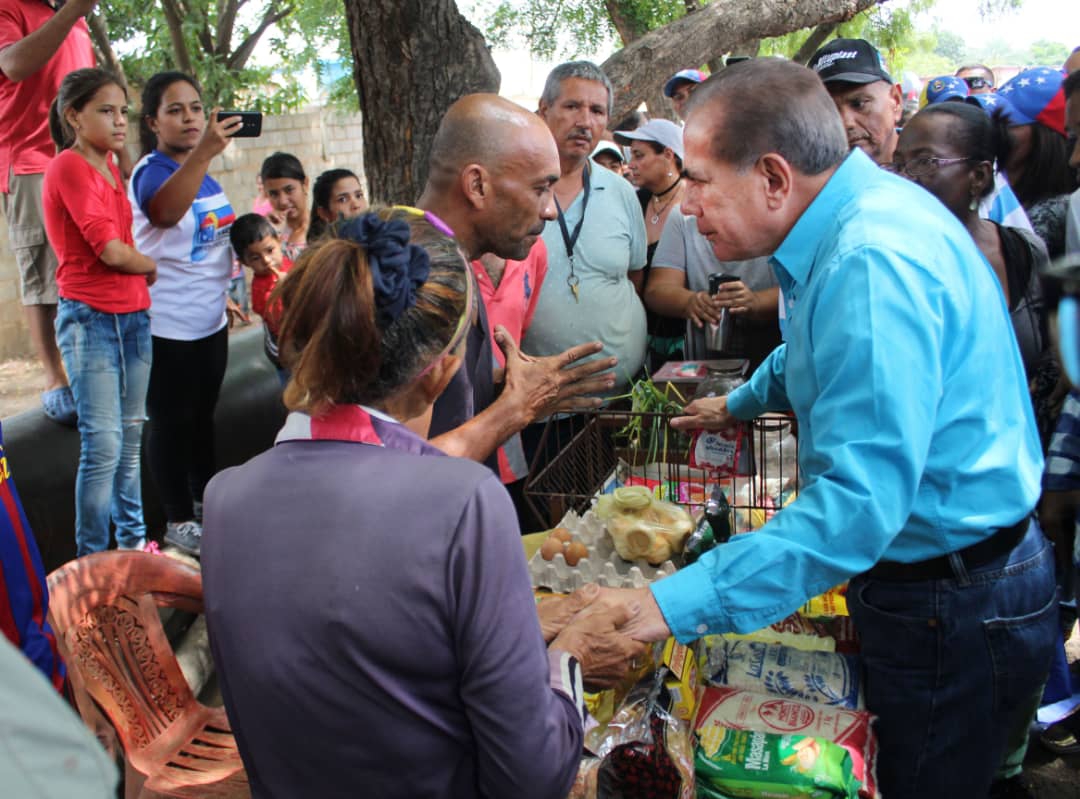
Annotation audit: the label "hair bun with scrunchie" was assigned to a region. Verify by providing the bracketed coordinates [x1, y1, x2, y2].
[338, 212, 432, 329]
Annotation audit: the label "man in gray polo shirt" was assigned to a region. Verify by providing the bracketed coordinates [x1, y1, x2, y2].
[524, 61, 648, 393]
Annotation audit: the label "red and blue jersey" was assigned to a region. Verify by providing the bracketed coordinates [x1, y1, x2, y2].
[0, 421, 63, 690]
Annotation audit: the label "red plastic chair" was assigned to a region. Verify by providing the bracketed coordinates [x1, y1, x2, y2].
[47, 551, 249, 798]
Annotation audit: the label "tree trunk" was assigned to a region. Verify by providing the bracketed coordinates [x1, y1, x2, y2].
[604, 0, 643, 45]
[86, 11, 127, 89]
[793, 22, 839, 64]
[602, 1, 672, 123]
[159, 0, 196, 76]
[603, 0, 886, 123]
[344, 0, 500, 204]
[729, 39, 762, 59]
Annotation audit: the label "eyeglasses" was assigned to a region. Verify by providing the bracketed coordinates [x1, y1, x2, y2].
[883, 157, 975, 178]
[961, 76, 991, 90]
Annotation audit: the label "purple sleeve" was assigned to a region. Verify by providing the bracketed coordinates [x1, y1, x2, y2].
[449, 474, 584, 799]
[130, 156, 173, 216]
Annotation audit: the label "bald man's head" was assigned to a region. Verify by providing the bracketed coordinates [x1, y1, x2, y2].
[427, 95, 551, 190]
[421, 94, 560, 260]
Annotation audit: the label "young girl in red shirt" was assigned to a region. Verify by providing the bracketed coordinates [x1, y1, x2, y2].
[43, 68, 156, 556]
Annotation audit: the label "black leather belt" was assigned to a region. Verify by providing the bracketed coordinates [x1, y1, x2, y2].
[865, 517, 1030, 582]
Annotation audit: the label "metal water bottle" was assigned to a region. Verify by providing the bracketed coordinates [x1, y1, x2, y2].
[706, 273, 739, 353]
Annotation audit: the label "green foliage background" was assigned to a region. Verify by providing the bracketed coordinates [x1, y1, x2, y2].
[97, 0, 350, 112]
[96, 0, 1067, 115]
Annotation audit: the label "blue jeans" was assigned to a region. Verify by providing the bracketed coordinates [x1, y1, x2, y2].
[55, 299, 151, 555]
[848, 521, 1057, 798]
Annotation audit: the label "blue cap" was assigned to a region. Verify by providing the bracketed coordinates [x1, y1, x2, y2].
[998, 67, 1067, 135]
[921, 75, 969, 107]
[964, 92, 1021, 124]
[664, 69, 707, 97]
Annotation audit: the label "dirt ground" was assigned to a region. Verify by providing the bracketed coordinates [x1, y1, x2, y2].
[3, 356, 1080, 794]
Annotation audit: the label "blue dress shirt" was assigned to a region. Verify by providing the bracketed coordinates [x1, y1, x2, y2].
[653, 149, 1043, 640]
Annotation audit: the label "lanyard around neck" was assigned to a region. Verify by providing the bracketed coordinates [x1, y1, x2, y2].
[553, 163, 591, 303]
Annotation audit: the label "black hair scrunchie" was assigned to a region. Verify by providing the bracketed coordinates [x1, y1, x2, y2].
[338, 213, 432, 329]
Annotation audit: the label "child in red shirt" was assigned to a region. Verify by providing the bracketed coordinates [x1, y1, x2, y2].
[229, 213, 293, 380]
[42, 68, 157, 555]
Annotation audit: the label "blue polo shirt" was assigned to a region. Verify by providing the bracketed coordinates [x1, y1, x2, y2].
[653, 149, 1043, 639]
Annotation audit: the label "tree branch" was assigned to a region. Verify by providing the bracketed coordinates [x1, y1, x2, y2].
[602, 0, 887, 122]
[793, 22, 839, 64]
[216, 0, 239, 58]
[160, 0, 196, 75]
[729, 38, 762, 58]
[226, 2, 294, 72]
[198, 21, 215, 56]
[604, 0, 642, 45]
[86, 11, 127, 89]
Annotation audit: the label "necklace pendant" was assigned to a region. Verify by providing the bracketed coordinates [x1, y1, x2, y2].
[650, 213, 660, 225]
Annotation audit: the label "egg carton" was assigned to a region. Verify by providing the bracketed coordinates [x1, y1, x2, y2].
[528, 508, 680, 591]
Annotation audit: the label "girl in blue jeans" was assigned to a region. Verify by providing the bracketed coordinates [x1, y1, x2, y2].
[42, 69, 157, 556]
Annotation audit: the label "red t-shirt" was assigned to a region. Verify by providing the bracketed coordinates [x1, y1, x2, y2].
[250, 256, 293, 335]
[471, 238, 548, 368]
[471, 239, 549, 484]
[0, 0, 94, 192]
[42, 149, 150, 313]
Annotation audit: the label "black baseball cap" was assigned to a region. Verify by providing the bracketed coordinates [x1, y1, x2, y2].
[808, 38, 892, 85]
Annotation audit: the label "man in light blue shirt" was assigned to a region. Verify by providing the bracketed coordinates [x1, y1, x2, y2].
[523, 61, 648, 393]
[611, 59, 1056, 798]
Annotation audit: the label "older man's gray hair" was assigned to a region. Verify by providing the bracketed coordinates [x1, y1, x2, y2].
[688, 59, 848, 176]
[540, 61, 614, 117]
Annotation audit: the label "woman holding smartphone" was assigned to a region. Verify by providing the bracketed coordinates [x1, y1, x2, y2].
[129, 71, 240, 557]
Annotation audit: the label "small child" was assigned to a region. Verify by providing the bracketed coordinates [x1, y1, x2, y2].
[229, 214, 293, 381]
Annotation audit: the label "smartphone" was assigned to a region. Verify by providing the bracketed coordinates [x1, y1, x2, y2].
[216, 111, 262, 138]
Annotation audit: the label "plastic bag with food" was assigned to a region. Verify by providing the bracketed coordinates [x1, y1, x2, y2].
[585, 670, 695, 799]
[694, 686, 878, 798]
[695, 727, 862, 799]
[713, 612, 838, 653]
[800, 584, 850, 619]
[594, 486, 694, 565]
[703, 640, 863, 709]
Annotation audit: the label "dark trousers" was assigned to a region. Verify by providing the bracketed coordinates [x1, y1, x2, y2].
[146, 327, 228, 522]
[848, 521, 1057, 798]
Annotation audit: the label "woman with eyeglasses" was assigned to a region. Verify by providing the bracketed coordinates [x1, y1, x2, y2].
[199, 207, 642, 799]
[891, 102, 1048, 376]
[893, 101, 1061, 795]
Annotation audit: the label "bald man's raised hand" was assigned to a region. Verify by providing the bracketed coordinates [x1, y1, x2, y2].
[494, 325, 617, 422]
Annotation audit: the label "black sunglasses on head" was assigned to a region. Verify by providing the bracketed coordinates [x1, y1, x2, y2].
[961, 76, 991, 90]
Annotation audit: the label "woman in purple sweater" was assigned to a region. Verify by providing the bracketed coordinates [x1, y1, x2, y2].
[201, 208, 641, 799]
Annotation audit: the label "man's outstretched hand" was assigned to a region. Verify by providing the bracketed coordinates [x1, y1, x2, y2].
[495, 325, 617, 422]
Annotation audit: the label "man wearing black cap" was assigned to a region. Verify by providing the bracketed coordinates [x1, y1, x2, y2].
[808, 38, 903, 165]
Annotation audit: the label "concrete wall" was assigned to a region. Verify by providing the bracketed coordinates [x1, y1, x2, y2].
[0, 108, 365, 360]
